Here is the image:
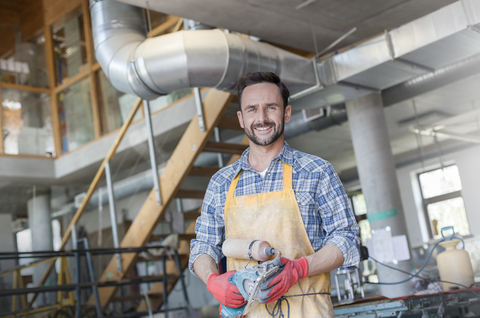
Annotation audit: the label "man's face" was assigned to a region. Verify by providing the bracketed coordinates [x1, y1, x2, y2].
[237, 83, 291, 147]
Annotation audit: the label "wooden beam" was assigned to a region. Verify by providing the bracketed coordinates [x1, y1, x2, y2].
[53, 68, 90, 94]
[43, 23, 62, 156]
[189, 166, 220, 177]
[172, 18, 183, 32]
[81, 0, 95, 67]
[149, 234, 196, 242]
[176, 189, 206, 199]
[203, 141, 248, 154]
[29, 97, 143, 307]
[0, 83, 50, 94]
[217, 116, 243, 131]
[89, 89, 233, 309]
[82, 0, 100, 138]
[151, 17, 181, 37]
[89, 72, 101, 138]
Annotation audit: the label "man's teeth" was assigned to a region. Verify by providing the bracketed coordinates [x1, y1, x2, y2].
[256, 126, 271, 131]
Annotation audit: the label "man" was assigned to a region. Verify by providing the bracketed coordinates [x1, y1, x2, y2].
[189, 71, 360, 317]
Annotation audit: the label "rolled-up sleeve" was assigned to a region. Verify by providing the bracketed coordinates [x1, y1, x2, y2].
[189, 179, 225, 277]
[317, 163, 360, 267]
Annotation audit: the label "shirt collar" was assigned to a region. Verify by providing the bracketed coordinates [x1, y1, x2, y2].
[236, 141, 294, 174]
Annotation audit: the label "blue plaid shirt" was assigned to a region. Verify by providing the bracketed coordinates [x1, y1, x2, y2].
[189, 142, 360, 275]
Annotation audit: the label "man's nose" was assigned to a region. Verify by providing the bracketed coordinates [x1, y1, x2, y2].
[257, 109, 267, 123]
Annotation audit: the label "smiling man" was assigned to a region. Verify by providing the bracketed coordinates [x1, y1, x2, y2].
[189, 71, 360, 317]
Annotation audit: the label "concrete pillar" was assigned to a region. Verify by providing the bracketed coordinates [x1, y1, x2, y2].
[346, 93, 411, 297]
[27, 193, 55, 307]
[0, 214, 16, 312]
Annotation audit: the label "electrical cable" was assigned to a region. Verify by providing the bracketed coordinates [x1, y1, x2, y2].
[364, 236, 479, 300]
[369, 256, 479, 299]
[366, 238, 444, 285]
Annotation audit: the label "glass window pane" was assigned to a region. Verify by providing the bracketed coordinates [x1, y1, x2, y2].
[58, 77, 94, 153]
[419, 165, 462, 199]
[358, 219, 371, 246]
[0, 34, 49, 88]
[96, 70, 142, 134]
[427, 197, 470, 237]
[149, 88, 193, 113]
[352, 194, 367, 216]
[2, 88, 54, 156]
[52, 7, 88, 85]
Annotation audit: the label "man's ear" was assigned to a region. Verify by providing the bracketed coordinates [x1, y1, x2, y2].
[284, 105, 292, 123]
[237, 110, 245, 129]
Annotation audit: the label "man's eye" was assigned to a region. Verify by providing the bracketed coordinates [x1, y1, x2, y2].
[247, 109, 255, 113]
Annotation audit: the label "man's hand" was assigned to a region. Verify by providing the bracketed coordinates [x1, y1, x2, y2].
[207, 271, 247, 308]
[258, 257, 309, 303]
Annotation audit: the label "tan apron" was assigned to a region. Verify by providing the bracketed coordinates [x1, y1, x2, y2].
[225, 162, 334, 317]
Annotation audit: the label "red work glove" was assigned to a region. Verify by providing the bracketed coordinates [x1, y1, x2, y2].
[207, 271, 247, 308]
[258, 257, 309, 304]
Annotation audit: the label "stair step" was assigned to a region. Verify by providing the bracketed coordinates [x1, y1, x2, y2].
[176, 189, 205, 199]
[183, 212, 201, 220]
[203, 142, 248, 155]
[189, 166, 220, 177]
[150, 234, 196, 242]
[217, 116, 243, 131]
[137, 254, 189, 263]
[112, 292, 162, 302]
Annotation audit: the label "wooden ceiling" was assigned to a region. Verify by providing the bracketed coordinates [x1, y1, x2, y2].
[0, 0, 44, 57]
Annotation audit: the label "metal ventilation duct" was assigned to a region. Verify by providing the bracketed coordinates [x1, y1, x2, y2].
[292, 0, 480, 110]
[89, 0, 317, 100]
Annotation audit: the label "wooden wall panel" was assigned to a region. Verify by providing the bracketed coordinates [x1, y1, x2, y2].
[42, 0, 82, 26]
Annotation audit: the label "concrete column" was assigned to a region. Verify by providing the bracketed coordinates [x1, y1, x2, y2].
[346, 93, 411, 297]
[0, 214, 16, 312]
[27, 193, 55, 307]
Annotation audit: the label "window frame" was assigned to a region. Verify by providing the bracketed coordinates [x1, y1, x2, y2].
[416, 164, 466, 239]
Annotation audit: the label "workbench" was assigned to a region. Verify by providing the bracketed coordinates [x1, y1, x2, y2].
[334, 287, 480, 318]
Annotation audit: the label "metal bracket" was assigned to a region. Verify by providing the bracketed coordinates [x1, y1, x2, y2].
[105, 161, 123, 272]
[194, 87, 206, 131]
[143, 100, 162, 206]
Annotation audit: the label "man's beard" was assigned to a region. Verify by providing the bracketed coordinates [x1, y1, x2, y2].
[244, 118, 285, 146]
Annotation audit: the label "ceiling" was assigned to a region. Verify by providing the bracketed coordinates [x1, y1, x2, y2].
[119, 0, 456, 53]
[287, 72, 480, 177]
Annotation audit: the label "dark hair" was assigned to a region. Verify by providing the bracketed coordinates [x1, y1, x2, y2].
[236, 72, 290, 111]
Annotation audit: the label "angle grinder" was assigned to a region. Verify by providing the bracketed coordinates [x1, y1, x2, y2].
[220, 247, 281, 318]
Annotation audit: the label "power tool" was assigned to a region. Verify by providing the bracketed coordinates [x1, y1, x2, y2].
[220, 250, 281, 318]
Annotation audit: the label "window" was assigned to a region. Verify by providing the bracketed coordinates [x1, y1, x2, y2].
[51, 7, 88, 85]
[2, 88, 54, 156]
[418, 165, 470, 238]
[351, 193, 371, 246]
[58, 77, 94, 153]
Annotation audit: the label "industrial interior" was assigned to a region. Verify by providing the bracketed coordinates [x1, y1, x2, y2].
[0, 0, 480, 317]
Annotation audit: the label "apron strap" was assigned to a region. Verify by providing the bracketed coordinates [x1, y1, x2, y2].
[226, 172, 241, 201]
[283, 162, 293, 190]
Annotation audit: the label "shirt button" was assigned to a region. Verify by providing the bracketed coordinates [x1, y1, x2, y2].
[268, 173, 271, 176]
